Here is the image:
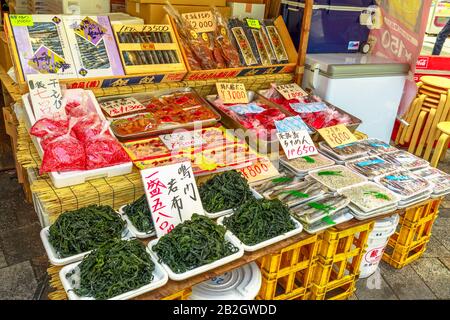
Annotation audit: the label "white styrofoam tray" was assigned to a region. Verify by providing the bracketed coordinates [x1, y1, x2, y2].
[318, 141, 369, 162]
[279, 152, 335, 176]
[59, 247, 168, 300]
[374, 172, 434, 201]
[119, 205, 156, 239]
[22, 90, 133, 188]
[397, 192, 433, 209]
[349, 204, 398, 221]
[303, 210, 354, 234]
[217, 216, 303, 252]
[308, 165, 368, 191]
[148, 231, 244, 281]
[40, 223, 134, 266]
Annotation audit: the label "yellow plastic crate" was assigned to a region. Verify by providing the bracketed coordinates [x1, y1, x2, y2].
[309, 275, 356, 300]
[383, 236, 429, 269]
[256, 234, 319, 300]
[402, 198, 441, 225]
[162, 288, 192, 300]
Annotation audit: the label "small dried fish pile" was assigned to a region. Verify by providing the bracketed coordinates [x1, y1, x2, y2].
[415, 167, 450, 196]
[308, 165, 367, 191]
[290, 194, 350, 225]
[360, 138, 398, 154]
[377, 170, 433, 202]
[346, 156, 398, 180]
[319, 141, 370, 162]
[302, 208, 354, 234]
[338, 182, 398, 214]
[378, 151, 429, 171]
[280, 153, 335, 175]
[252, 175, 328, 207]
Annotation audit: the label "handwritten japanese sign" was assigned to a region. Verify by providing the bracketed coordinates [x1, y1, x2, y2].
[100, 97, 146, 117]
[140, 162, 205, 238]
[27, 76, 64, 120]
[182, 11, 216, 33]
[239, 157, 279, 183]
[318, 124, 357, 148]
[277, 130, 318, 159]
[216, 82, 249, 104]
[276, 83, 308, 100]
[159, 130, 206, 151]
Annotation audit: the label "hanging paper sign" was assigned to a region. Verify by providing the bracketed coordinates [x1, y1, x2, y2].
[182, 11, 216, 33]
[141, 162, 205, 238]
[159, 130, 206, 151]
[229, 103, 265, 115]
[318, 124, 358, 148]
[238, 157, 280, 183]
[276, 83, 308, 100]
[74, 17, 107, 46]
[289, 101, 327, 113]
[27, 76, 64, 120]
[277, 129, 318, 159]
[246, 19, 261, 29]
[100, 97, 146, 117]
[216, 82, 249, 104]
[274, 116, 311, 133]
[10, 15, 34, 26]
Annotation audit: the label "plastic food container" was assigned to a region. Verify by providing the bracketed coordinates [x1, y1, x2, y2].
[217, 216, 303, 252]
[360, 138, 398, 154]
[318, 141, 370, 162]
[40, 222, 134, 266]
[345, 156, 398, 180]
[147, 232, 244, 281]
[99, 88, 221, 141]
[190, 262, 262, 300]
[302, 208, 354, 234]
[59, 247, 168, 300]
[378, 151, 429, 171]
[308, 165, 367, 191]
[279, 152, 335, 176]
[375, 170, 434, 201]
[349, 204, 398, 220]
[414, 167, 450, 196]
[118, 205, 155, 239]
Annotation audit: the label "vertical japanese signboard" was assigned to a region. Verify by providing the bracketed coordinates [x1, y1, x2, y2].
[140, 162, 205, 238]
[27, 76, 64, 120]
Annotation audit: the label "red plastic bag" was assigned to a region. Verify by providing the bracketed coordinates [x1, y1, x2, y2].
[84, 124, 129, 170]
[40, 120, 86, 174]
[65, 101, 88, 118]
[30, 118, 69, 138]
[72, 113, 103, 143]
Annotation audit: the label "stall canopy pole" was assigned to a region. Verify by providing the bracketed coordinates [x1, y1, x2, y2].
[294, 0, 313, 85]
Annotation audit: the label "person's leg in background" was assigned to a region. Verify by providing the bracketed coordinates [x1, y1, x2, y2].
[432, 19, 450, 55]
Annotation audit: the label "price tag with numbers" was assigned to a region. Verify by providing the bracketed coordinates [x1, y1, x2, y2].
[216, 82, 249, 104]
[276, 83, 308, 100]
[318, 124, 358, 148]
[277, 130, 318, 160]
[182, 11, 216, 33]
[246, 19, 261, 29]
[238, 157, 279, 183]
[27, 76, 64, 120]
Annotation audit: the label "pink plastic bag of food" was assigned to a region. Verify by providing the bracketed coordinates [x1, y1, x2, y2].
[30, 118, 69, 138]
[84, 124, 129, 170]
[40, 119, 86, 174]
[72, 113, 103, 143]
[61, 89, 90, 118]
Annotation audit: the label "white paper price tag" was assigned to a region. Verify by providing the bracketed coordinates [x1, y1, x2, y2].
[27, 76, 64, 120]
[277, 130, 318, 160]
[216, 82, 249, 104]
[276, 83, 308, 100]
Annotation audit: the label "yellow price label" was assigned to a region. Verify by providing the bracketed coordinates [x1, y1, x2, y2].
[10, 15, 34, 26]
[275, 83, 308, 100]
[246, 19, 261, 29]
[318, 124, 358, 148]
[238, 157, 279, 183]
[216, 82, 249, 104]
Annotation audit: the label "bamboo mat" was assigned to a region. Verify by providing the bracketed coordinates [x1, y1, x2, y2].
[47, 266, 67, 300]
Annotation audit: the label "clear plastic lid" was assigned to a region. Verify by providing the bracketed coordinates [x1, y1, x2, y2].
[345, 155, 398, 180]
[378, 151, 429, 171]
[308, 165, 367, 191]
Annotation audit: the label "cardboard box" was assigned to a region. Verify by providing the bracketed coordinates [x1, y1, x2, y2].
[227, 2, 266, 20]
[126, 1, 231, 23]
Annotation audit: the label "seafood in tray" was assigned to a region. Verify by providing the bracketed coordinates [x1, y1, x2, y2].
[252, 175, 328, 207]
[345, 156, 398, 180]
[376, 170, 433, 200]
[414, 167, 450, 196]
[318, 141, 370, 161]
[378, 151, 429, 171]
[360, 138, 398, 154]
[338, 182, 399, 213]
[290, 194, 350, 224]
[280, 153, 335, 175]
[302, 208, 354, 234]
[308, 165, 367, 191]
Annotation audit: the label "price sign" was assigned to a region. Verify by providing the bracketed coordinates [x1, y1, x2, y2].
[141, 162, 205, 238]
[216, 82, 249, 104]
[100, 97, 146, 117]
[10, 15, 34, 26]
[239, 157, 279, 183]
[277, 130, 318, 160]
[182, 11, 216, 33]
[159, 130, 205, 151]
[318, 124, 358, 148]
[27, 76, 64, 120]
[246, 19, 261, 29]
[276, 83, 308, 100]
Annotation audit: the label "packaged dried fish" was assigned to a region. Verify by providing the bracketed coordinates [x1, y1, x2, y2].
[338, 182, 398, 213]
[378, 151, 429, 171]
[211, 7, 241, 68]
[290, 194, 350, 224]
[318, 141, 370, 161]
[376, 170, 433, 199]
[244, 20, 271, 66]
[414, 167, 450, 196]
[280, 153, 335, 175]
[346, 156, 398, 180]
[229, 18, 258, 66]
[262, 19, 288, 64]
[308, 165, 367, 191]
[302, 208, 353, 234]
[360, 138, 398, 154]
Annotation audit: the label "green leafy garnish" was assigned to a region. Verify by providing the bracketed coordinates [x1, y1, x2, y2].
[272, 176, 294, 184]
[281, 190, 309, 198]
[321, 216, 336, 226]
[307, 202, 336, 213]
[303, 156, 315, 163]
[318, 170, 343, 176]
[364, 191, 391, 200]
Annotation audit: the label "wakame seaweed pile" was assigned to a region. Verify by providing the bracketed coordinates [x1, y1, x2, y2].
[223, 198, 296, 245]
[123, 195, 155, 233]
[199, 171, 254, 213]
[67, 239, 155, 299]
[152, 214, 238, 273]
[48, 205, 126, 257]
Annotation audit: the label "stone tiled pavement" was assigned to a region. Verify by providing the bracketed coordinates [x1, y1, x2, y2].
[0, 160, 449, 300]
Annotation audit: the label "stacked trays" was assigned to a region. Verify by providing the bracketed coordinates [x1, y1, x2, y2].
[290, 193, 352, 233]
[376, 170, 434, 208]
[318, 141, 371, 164]
[251, 174, 328, 208]
[279, 153, 335, 177]
[378, 150, 430, 171]
[308, 165, 367, 191]
[360, 138, 398, 155]
[338, 182, 399, 220]
[345, 156, 398, 180]
[415, 167, 450, 197]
